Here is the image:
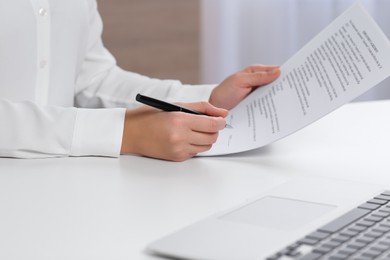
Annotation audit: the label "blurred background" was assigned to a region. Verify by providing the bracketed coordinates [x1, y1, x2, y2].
[98, 0, 200, 84]
[98, 0, 390, 101]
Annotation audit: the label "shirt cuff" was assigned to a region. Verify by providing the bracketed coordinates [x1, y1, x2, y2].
[70, 108, 126, 157]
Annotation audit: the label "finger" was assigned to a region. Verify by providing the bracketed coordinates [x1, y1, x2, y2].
[188, 131, 219, 146]
[245, 69, 281, 87]
[178, 101, 229, 118]
[245, 64, 280, 73]
[187, 115, 226, 133]
[188, 144, 213, 155]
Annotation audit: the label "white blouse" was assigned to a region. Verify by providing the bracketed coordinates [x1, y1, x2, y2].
[0, 0, 214, 158]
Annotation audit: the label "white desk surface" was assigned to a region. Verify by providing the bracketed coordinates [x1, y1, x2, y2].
[1, 100, 389, 260]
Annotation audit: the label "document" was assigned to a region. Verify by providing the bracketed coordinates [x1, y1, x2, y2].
[202, 3, 390, 156]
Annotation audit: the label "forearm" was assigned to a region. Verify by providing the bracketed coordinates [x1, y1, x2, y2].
[75, 66, 216, 109]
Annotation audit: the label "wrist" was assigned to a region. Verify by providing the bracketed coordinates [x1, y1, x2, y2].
[120, 109, 138, 155]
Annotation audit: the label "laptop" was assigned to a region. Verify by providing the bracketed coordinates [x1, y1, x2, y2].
[147, 176, 390, 260]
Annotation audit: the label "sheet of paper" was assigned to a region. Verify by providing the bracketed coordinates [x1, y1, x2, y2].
[202, 3, 390, 156]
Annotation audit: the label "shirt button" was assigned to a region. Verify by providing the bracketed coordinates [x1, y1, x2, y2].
[39, 8, 47, 17]
[40, 60, 47, 69]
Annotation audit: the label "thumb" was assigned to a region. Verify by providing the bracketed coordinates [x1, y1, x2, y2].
[178, 102, 229, 118]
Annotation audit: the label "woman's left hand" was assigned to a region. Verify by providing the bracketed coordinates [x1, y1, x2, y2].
[209, 64, 281, 110]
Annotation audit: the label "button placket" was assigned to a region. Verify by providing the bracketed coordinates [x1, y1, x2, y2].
[30, 0, 51, 105]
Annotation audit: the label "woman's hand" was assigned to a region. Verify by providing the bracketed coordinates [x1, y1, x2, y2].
[209, 64, 281, 110]
[121, 102, 228, 161]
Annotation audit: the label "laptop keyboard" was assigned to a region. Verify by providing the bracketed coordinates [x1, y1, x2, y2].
[267, 191, 390, 260]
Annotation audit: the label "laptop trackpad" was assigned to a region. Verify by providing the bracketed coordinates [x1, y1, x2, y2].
[221, 196, 336, 230]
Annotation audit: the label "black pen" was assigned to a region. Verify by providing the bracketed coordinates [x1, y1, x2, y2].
[136, 94, 232, 128]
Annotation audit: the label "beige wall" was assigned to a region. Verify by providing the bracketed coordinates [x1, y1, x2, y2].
[97, 0, 200, 84]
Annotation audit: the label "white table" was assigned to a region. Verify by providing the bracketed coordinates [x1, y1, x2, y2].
[1, 100, 389, 260]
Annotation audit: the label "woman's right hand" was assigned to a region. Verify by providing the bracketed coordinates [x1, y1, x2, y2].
[120, 102, 228, 161]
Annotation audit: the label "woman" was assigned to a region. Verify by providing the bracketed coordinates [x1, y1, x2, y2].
[0, 0, 280, 161]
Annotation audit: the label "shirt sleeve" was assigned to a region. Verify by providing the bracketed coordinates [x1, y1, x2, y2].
[74, 0, 216, 110]
[0, 99, 125, 158]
